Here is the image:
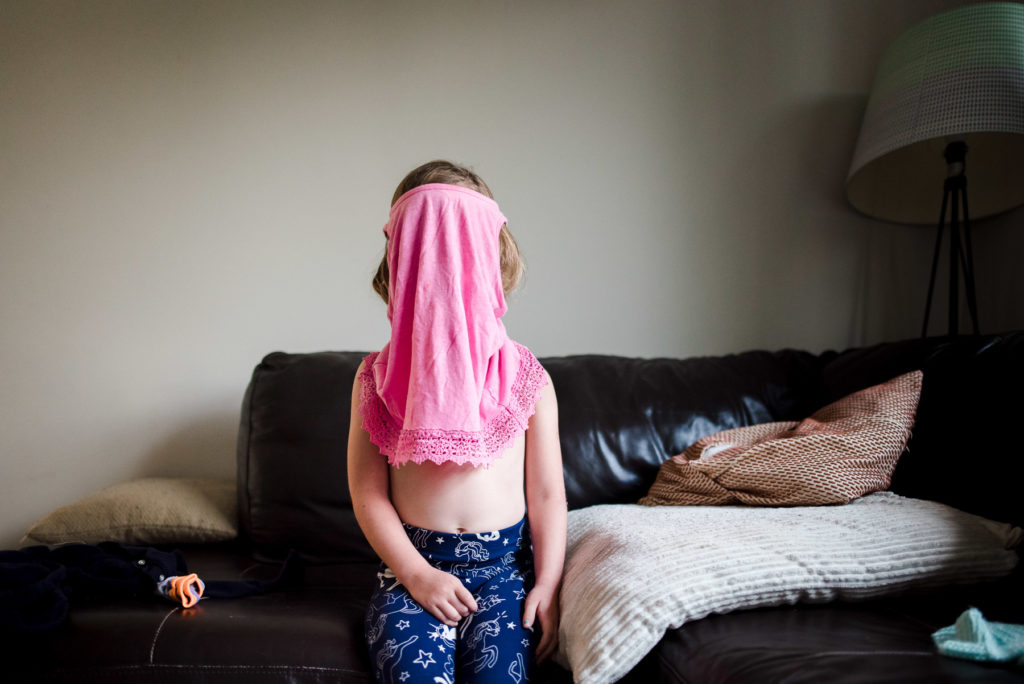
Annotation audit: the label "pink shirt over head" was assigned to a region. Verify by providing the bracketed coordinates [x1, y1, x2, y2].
[357, 183, 547, 467]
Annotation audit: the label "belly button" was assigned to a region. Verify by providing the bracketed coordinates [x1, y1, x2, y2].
[457, 527, 466, 533]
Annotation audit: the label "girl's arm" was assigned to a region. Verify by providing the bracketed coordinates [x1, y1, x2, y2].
[522, 371, 567, 663]
[347, 361, 478, 627]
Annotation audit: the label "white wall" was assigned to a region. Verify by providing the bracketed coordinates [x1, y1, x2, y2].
[2, 0, 1021, 548]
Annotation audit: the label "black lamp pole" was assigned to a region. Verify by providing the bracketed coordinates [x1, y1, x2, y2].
[921, 141, 980, 338]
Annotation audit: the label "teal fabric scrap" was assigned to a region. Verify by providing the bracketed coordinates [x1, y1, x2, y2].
[932, 608, 1024, 665]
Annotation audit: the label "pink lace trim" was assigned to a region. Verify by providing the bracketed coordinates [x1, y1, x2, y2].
[357, 342, 548, 468]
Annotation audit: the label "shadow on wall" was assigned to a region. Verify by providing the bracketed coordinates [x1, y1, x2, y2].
[706, 93, 897, 351]
[769, 95, 873, 349]
[831, 92, 940, 348]
[770, 92, 944, 350]
[131, 410, 240, 482]
[791, 95, 865, 212]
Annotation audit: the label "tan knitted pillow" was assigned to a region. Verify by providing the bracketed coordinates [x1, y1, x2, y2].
[640, 370, 923, 507]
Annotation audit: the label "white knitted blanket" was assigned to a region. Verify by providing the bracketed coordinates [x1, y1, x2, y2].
[556, 492, 1021, 684]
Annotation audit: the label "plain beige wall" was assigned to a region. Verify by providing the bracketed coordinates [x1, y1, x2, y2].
[2, 0, 1021, 548]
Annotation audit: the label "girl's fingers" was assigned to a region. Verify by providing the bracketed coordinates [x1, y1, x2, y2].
[436, 601, 462, 625]
[522, 596, 538, 629]
[455, 585, 478, 613]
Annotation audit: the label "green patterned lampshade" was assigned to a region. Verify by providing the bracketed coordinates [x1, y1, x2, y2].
[846, 2, 1024, 224]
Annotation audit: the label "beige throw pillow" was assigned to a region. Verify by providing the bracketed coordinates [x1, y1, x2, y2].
[20, 477, 238, 546]
[640, 370, 923, 507]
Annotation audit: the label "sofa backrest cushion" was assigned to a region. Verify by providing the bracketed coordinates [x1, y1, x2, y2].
[237, 351, 375, 563]
[236, 333, 1024, 562]
[237, 348, 823, 561]
[544, 350, 824, 510]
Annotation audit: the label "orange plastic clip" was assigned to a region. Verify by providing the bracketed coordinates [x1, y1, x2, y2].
[166, 573, 205, 608]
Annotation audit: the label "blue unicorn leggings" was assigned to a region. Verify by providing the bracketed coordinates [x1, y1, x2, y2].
[365, 517, 537, 684]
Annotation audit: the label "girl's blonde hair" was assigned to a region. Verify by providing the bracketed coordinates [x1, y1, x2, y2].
[372, 160, 524, 305]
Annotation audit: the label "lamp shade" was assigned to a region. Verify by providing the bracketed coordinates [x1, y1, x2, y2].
[846, 2, 1024, 224]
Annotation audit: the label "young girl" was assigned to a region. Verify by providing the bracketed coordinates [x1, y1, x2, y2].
[348, 161, 567, 684]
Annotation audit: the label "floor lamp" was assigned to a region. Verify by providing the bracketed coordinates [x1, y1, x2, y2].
[845, 2, 1024, 338]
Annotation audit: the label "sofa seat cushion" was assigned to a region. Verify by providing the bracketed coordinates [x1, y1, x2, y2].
[11, 592, 372, 683]
[646, 580, 1024, 684]
[8, 548, 378, 683]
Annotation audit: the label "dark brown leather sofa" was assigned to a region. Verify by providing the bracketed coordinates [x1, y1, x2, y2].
[9, 332, 1024, 683]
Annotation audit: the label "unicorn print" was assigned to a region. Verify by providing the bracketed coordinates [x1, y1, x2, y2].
[463, 615, 504, 673]
[454, 540, 488, 561]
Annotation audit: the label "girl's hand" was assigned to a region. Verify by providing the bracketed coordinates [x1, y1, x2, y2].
[522, 584, 560, 663]
[404, 566, 478, 627]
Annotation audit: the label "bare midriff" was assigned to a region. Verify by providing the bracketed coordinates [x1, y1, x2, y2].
[388, 431, 526, 534]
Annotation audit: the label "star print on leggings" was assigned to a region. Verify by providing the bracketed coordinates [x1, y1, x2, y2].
[413, 650, 435, 668]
